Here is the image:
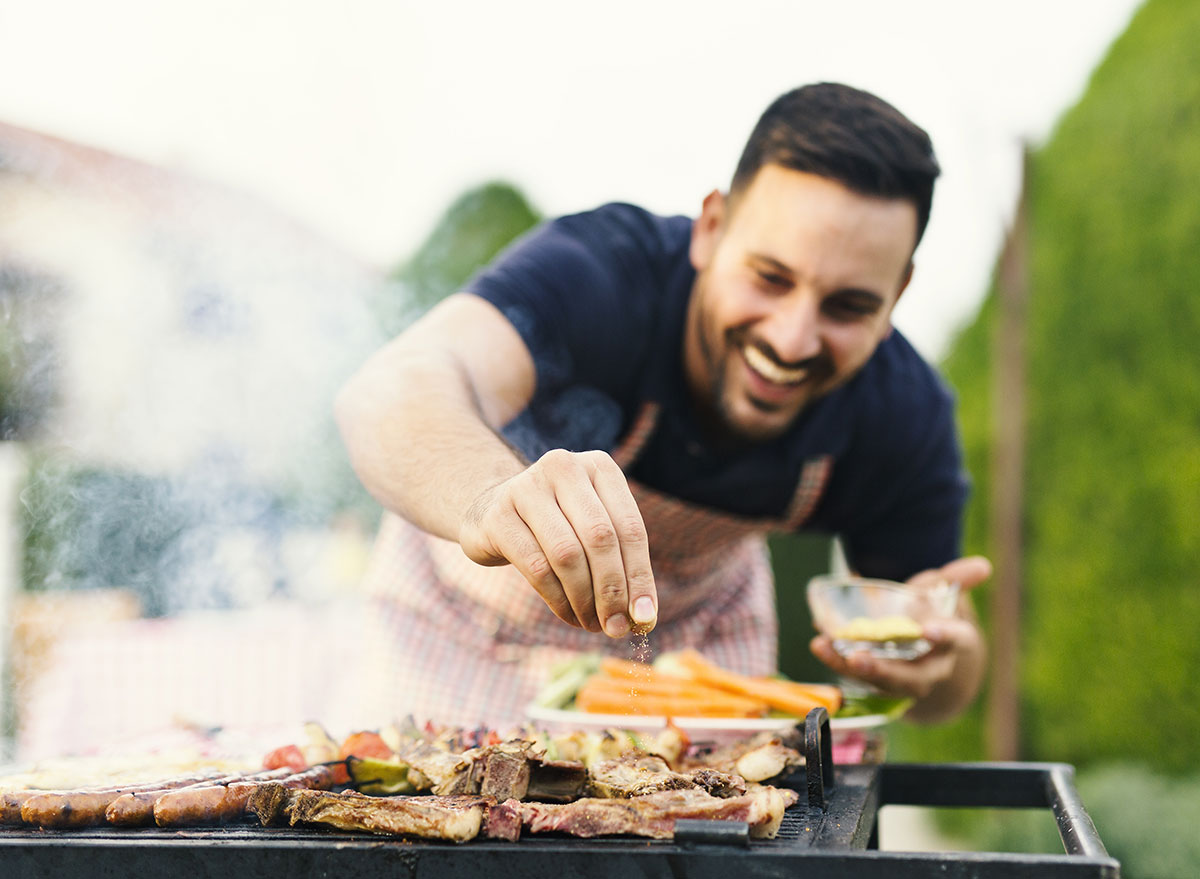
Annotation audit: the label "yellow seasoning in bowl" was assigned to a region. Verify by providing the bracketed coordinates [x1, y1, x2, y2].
[833, 615, 923, 643]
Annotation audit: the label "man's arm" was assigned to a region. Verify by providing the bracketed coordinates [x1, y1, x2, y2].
[334, 292, 658, 638]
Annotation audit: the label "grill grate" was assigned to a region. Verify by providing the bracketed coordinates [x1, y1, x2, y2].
[0, 709, 1121, 877]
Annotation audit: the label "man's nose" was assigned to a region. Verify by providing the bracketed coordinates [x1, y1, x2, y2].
[760, 292, 822, 364]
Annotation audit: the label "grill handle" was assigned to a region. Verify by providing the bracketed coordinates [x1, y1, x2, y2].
[673, 818, 750, 846]
[880, 762, 1110, 858]
[803, 706, 834, 809]
[1045, 763, 1108, 858]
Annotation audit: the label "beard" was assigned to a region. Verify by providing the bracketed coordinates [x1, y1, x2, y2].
[692, 323, 836, 447]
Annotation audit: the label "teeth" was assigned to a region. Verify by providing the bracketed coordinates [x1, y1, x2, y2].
[743, 345, 807, 385]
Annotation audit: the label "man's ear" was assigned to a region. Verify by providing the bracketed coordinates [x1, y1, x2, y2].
[883, 261, 915, 339]
[896, 260, 914, 303]
[689, 189, 726, 272]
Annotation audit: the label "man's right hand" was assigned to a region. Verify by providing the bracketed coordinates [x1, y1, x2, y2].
[459, 448, 658, 638]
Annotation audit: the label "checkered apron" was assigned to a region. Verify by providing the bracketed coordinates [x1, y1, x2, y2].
[359, 401, 832, 729]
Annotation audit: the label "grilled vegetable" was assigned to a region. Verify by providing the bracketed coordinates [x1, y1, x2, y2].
[340, 731, 394, 761]
[346, 757, 415, 795]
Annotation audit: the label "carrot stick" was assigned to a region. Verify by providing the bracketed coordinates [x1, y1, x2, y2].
[599, 657, 682, 679]
[673, 650, 842, 715]
[575, 685, 765, 718]
[581, 675, 768, 714]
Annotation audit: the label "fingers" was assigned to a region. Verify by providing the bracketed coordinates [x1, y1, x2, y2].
[586, 453, 657, 633]
[461, 488, 581, 627]
[459, 450, 656, 638]
[941, 555, 993, 590]
[809, 615, 978, 700]
[908, 555, 993, 591]
[529, 452, 622, 634]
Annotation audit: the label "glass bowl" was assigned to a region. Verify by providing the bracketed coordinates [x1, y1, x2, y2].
[805, 574, 960, 660]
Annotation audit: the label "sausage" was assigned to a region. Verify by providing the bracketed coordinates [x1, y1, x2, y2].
[104, 768, 298, 827]
[18, 773, 225, 828]
[153, 763, 348, 827]
[1, 790, 37, 825]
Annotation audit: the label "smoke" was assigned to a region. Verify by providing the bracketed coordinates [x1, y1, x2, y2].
[0, 125, 404, 756]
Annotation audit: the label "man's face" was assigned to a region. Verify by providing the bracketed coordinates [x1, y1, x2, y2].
[684, 165, 918, 444]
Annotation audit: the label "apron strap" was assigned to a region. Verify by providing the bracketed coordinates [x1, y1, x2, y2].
[613, 401, 831, 531]
[610, 401, 661, 470]
[783, 454, 833, 529]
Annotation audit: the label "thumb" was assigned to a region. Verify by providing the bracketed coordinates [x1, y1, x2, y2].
[939, 555, 993, 591]
[907, 555, 992, 591]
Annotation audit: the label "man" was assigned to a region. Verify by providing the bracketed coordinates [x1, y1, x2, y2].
[337, 82, 989, 729]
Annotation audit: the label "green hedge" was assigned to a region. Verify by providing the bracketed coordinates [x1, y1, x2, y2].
[928, 0, 1200, 773]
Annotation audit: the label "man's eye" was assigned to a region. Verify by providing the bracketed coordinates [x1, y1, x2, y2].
[824, 298, 878, 319]
[756, 271, 790, 288]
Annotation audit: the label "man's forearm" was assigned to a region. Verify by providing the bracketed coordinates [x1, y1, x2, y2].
[335, 348, 526, 542]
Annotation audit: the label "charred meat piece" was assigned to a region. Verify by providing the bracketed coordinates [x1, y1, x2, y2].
[397, 738, 587, 803]
[478, 740, 531, 800]
[519, 784, 798, 840]
[278, 789, 518, 842]
[247, 782, 293, 827]
[586, 754, 697, 798]
[394, 740, 482, 795]
[585, 754, 745, 799]
[689, 767, 747, 798]
[526, 759, 588, 803]
[679, 733, 803, 783]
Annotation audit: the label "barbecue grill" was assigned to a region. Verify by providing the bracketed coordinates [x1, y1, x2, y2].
[0, 710, 1120, 878]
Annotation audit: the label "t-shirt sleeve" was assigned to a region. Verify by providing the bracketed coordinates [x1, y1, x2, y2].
[465, 205, 662, 400]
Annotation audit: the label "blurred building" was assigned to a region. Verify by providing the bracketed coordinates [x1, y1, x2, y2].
[0, 121, 394, 758]
[0, 121, 387, 484]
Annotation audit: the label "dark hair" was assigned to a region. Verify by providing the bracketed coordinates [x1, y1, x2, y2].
[731, 82, 940, 247]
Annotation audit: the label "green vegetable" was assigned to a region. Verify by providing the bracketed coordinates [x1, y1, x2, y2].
[532, 653, 603, 709]
[347, 756, 415, 795]
[836, 694, 914, 720]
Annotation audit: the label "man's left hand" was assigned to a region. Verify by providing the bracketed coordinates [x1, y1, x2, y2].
[809, 555, 991, 723]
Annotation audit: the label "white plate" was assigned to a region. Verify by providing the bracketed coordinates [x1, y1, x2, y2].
[525, 705, 888, 744]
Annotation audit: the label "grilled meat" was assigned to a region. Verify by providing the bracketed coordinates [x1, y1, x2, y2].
[478, 740, 532, 800]
[678, 733, 803, 783]
[525, 759, 588, 802]
[274, 788, 517, 842]
[396, 738, 588, 802]
[585, 753, 744, 799]
[251, 781, 795, 842]
[519, 784, 797, 840]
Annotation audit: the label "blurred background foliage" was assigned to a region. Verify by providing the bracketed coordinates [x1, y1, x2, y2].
[894, 0, 1199, 775]
[382, 181, 541, 332]
[884, 0, 1199, 873]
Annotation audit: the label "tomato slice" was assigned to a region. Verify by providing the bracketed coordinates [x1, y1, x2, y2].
[340, 730, 394, 760]
[263, 743, 308, 772]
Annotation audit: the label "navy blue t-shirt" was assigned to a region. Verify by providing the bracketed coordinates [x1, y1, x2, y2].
[468, 202, 968, 581]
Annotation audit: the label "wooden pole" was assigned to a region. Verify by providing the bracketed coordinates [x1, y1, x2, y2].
[987, 145, 1030, 762]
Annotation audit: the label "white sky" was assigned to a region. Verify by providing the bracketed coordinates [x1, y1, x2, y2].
[0, 0, 1143, 359]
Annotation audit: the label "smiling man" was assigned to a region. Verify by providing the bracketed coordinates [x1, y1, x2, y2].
[685, 165, 919, 443]
[337, 83, 989, 728]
